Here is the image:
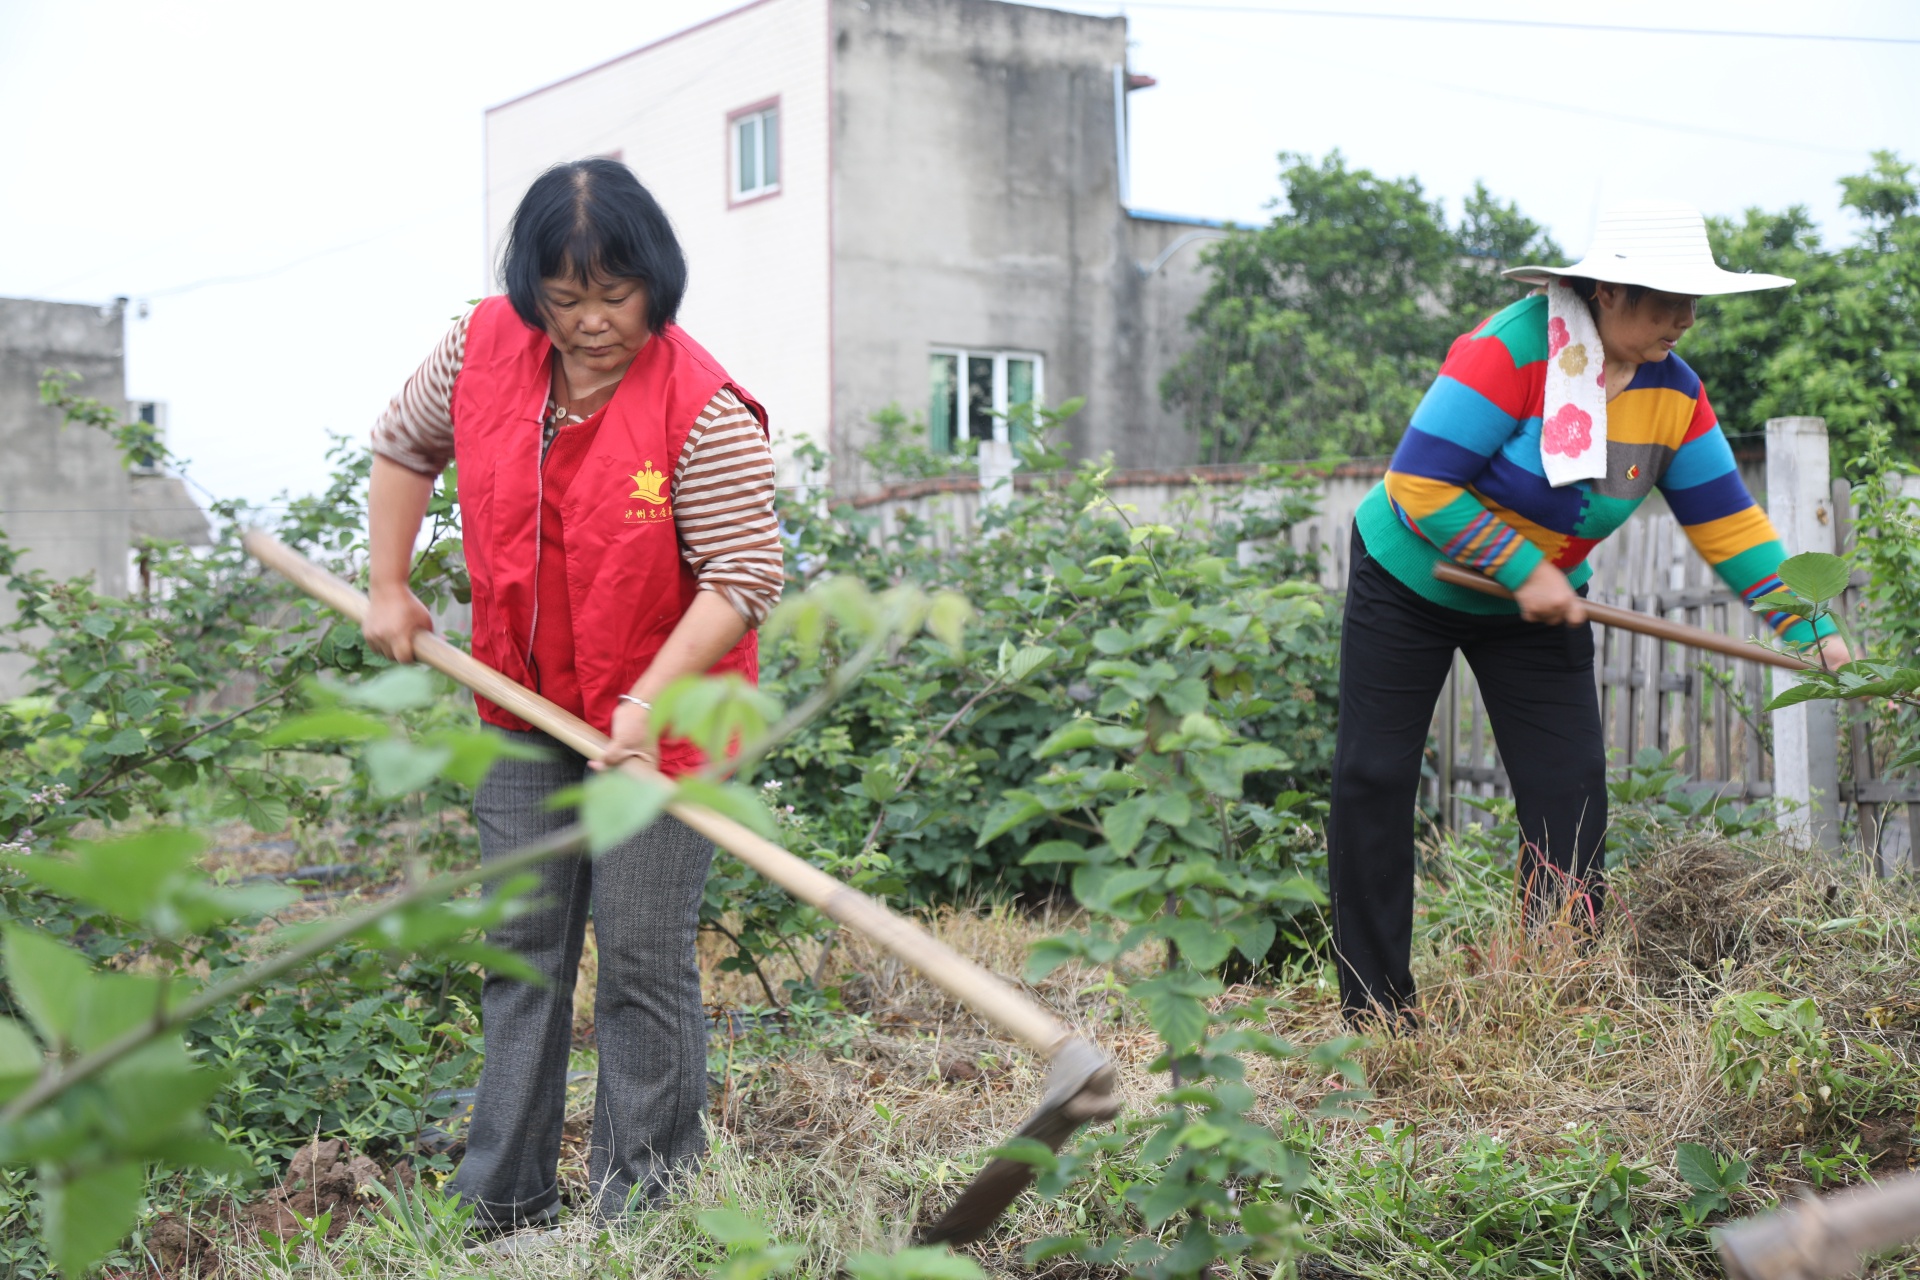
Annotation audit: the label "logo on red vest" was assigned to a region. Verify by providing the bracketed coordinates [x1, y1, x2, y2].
[624, 462, 673, 524]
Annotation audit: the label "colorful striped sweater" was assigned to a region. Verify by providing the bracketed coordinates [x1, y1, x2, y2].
[1354, 293, 1829, 642]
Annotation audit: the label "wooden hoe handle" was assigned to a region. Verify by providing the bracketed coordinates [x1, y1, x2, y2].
[1430, 561, 1815, 673]
[244, 530, 1074, 1059]
[1717, 1169, 1920, 1280]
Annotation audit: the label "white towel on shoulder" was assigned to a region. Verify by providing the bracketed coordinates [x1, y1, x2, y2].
[1541, 282, 1608, 488]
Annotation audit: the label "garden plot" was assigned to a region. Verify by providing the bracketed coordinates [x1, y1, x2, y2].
[155, 831, 1920, 1279]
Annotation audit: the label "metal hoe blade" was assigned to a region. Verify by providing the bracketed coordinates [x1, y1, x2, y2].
[920, 1037, 1121, 1244]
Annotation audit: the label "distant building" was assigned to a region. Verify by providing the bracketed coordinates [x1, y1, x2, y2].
[0, 296, 209, 697]
[484, 0, 1220, 490]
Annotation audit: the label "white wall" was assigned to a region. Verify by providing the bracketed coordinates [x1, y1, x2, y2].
[483, 0, 831, 463]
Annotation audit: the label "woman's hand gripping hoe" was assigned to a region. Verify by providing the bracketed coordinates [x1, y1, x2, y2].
[244, 530, 1120, 1243]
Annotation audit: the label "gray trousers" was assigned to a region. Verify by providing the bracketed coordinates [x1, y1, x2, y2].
[447, 729, 714, 1226]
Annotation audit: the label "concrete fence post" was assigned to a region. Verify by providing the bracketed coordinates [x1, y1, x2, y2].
[1765, 416, 1841, 851]
[977, 439, 1015, 510]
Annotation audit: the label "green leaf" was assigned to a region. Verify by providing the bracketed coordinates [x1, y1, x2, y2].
[698, 1206, 772, 1250]
[653, 673, 782, 764]
[433, 728, 549, 788]
[579, 770, 673, 853]
[1776, 552, 1850, 606]
[233, 791, 291, 835]
[1675, 1143, 1723, 1193]
[14, 828, 201, 925]
[74, 970, 168, 1052]
[1091, 725, 1147, 750]
[0, 1018, 43, 1102]
[260, 709, 387, 747]
[1162, 917, 1235, 969]
[925, 593, 972, 649]
[1024, 937, 1083, 983]
[977, 791, 1046, 846]
[1750, 591, 1813, 619]
[1102, 796, 1155, 857]
[100, 727, 147, 756]
[1006, 645, 1056, 682]
[1033, 723, 1096, 759]
[1092, 627, 1135, 655]
[1131, 976, 1213, 1054]
[340, 665, 438, 712]
[1233, 917, 1276, 965]
[676, 778, 779, 840]
[1019, 840, 1095, 865]
[2, 927, 91, 1048]
[43, 1160, 143, 1279]
[361, 738, 455, 797]
[1765, 679, 1835, 711]
[846, 1247, 987, 1280]
[1267, 874, 1328, 906]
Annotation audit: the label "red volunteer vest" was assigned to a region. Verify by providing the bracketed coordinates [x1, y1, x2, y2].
[452, 296, 767, 774]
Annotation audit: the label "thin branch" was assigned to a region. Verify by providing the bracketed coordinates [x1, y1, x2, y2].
[723, 625, 893, 781]
[72, 684, 300, 804]
[860, 675, 1009, 855]
[859, 602, 1095, 855]
[701, 920, 784, 1010]
[1, 823, 589, 1121]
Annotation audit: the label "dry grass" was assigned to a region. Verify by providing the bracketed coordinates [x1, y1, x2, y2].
[197, 835, 1920, 1279]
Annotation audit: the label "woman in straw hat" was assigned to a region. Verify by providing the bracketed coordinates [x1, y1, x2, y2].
[1328, 201, 1849, 1028]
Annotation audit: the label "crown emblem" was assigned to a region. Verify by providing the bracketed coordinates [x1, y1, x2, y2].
[628, 461, 667, 506]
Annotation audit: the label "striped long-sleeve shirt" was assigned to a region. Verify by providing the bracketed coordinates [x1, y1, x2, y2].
[370, 309, 784, 626]
[1355, 293, 1830, 642]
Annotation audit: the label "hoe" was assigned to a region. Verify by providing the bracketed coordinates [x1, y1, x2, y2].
[1432, 561, 1820, 673]
[245, 530, 1118, 1244]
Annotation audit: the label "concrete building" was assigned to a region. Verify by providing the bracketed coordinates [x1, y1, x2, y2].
[0, 296, 209, 696]
[483, 0, 1220, 490]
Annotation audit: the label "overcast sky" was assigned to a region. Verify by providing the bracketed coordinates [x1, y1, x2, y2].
[2, 0, 1915, 508]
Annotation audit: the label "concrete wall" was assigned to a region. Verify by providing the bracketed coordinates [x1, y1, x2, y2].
[1116, 215, 1221, 468]
[483, 0, 833, 463]
[0, 297, 131, 695]
[831, 0, 1139, 477]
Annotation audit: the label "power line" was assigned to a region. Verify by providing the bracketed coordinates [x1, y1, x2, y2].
[1430, 82, 1865, 158]
[1111, 3, 1920, 46]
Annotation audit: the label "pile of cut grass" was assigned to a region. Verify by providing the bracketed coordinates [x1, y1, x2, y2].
[199, 834, 1919, 1279]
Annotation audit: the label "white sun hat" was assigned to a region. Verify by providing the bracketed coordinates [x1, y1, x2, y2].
[1502, 200, 1793, 296]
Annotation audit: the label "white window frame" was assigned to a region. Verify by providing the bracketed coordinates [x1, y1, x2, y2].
[929, 348, 1045, 447]
[729, 102, 780, 204]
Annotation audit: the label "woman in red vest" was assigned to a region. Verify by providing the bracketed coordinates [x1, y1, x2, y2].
[363, 159, 783, 1228]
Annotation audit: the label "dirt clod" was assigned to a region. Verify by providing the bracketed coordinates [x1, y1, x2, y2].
[242, 1140, 413, 1240]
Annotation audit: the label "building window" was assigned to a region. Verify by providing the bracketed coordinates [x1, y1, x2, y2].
[928, 349, 1044, 452]
[729, 101, 779, 203]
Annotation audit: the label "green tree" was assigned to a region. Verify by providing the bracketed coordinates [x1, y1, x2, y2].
[1163, 153, 1557, 463]
[1687, 151, 1920, 455]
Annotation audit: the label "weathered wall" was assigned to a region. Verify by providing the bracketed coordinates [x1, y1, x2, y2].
[1116, 215, 1220, 467]
[0, 297, 131, 695]
[483, 0, 833, 465]
[831, 0, 1171, 477]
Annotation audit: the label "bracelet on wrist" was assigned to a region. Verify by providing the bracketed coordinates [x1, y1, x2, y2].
[617, 694, 653, 711]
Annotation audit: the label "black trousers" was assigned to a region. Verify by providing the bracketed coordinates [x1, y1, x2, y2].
[1327, 529, 1607, 1022]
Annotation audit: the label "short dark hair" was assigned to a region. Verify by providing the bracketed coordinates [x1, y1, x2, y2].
[500, 158, 687, 335]
[1561, 275, 1650, 310]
